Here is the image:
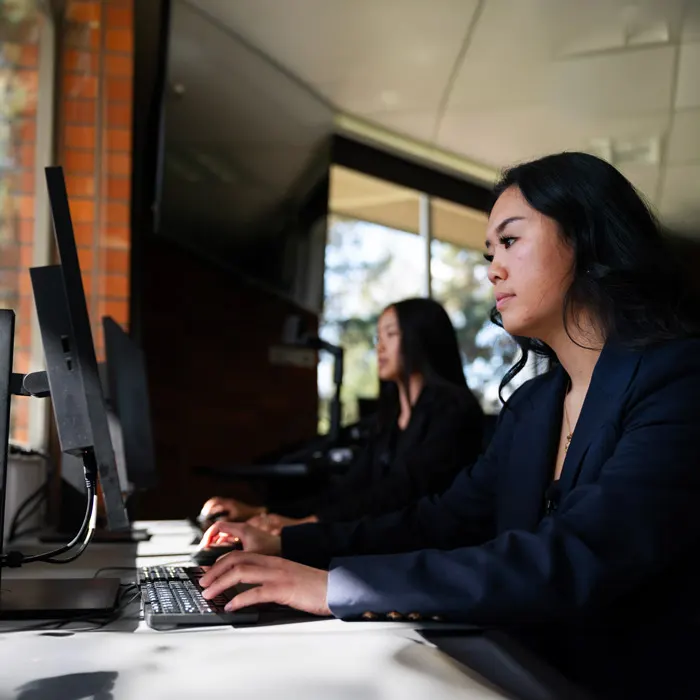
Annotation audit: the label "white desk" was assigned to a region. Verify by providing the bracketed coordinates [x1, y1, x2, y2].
[0, 521, 560, 700]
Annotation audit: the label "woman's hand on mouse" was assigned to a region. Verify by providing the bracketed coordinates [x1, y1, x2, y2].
[199, 497, 265, 522]
[199, 552, 331, 617]
[200, 521, 281, 556]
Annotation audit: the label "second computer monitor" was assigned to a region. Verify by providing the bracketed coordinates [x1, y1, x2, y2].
[103, 316, 157, 492]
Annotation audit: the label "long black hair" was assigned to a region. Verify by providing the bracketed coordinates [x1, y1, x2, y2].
[377, 297, 468, 429]
[492, 151, 698, 398]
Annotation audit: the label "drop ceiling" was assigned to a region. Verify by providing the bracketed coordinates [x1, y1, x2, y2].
[186, 0, 700, 236]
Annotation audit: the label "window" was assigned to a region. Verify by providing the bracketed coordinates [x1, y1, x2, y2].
[321, 166, 523, 430]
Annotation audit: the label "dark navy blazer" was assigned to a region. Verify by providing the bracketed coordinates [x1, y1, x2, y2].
[283, 338, 700, 699]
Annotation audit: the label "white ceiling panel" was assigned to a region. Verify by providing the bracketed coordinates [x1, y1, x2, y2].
[187, 0, 479, 112]
[186, 0, 700, 235]
[659, 164, 700, 233]
[675, 42, 700, 109]
[667, 109, 700, 164]
[438, 107, 671, 170]
[545, 47, 676, 116]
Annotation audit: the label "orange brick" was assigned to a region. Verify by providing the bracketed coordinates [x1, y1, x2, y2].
[13, 350, 30, 375]
[101, 274, 129, 297]
[18, 219, 35, 244]
[103, 176, 130, 200]
[103, 225, 129, 247]
[105, 28, 133, 53]
[18, 119, 36, 143]
[64, 124, 96, 149]
[18, 271, 32, 296]
[105, 128, 130, 151]
[64, 98, 98, 124]
[106, 77, 131, 101]
[67, 0, 101, 23]
[106, 152, 130, 176]
[19, 245, 33, 269]
[66, 174, 96, 198]
[81, 272, 93, 294]
[105, 102, 131, 127]
[18, 44, 39, 68]
[17, 196, 34, 220]
[17, 320, 32, 347]
[77, 246, 94, 271]
[64, 149, 95, 173]
[104, 53, 132, 77]
[69, 199, 95, 223]
[64, 48, 99, 74]
[16, 143, 34, 169]
[73, 223, 94, 246]
[104, 249, 128, 274]
[12, 397, 29, 425]
[106, 5, 132, 28]
[104, 201, 128, 225]
[64, 73, 98, 99]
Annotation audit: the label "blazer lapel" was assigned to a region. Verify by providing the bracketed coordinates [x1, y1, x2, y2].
[557, 341, 643, 495]
[499, 367, 568, 531]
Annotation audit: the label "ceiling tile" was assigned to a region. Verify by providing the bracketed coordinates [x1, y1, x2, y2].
[190, 0, 479, 110]
[675, 43, 700, 109]
[659, 164, 700, 234]
[545, 46, 676, 117]
[666, 109, 700, 164]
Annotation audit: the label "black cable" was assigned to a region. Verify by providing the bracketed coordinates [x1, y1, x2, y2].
[0, 451, 98, 568]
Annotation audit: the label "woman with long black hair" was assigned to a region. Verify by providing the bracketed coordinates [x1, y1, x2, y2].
[200, 152, 700, 699]
[201, 297, 484, 532]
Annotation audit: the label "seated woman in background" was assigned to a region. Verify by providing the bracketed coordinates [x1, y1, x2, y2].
[200, 297, 484, 533]
[199, 152, 700, 700]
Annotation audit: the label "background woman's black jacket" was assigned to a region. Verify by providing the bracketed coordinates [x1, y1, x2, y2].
[278, 382, 484, 522]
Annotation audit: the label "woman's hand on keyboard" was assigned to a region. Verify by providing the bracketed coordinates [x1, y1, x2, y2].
[199, 552, 331, 617]
[200, 521, 281, 556]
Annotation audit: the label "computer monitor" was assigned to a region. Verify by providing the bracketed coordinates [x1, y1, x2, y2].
[44, 166, 129, 532]
[103, 316, 157, 492]
[0, 275, 121, 619]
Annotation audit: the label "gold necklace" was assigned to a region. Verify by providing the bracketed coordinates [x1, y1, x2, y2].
[563, 401, 573, 453]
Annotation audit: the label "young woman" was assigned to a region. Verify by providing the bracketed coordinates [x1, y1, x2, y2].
[198, 153, 700, 699]
[200, 297, 484, 533]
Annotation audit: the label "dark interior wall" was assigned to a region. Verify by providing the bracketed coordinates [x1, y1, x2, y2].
[136, 237, 319, 520]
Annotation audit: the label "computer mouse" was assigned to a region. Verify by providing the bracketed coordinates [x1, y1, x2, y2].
[191, 541, 242, 567]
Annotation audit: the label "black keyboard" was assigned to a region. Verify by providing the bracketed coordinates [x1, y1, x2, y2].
[137, 565, 258, 630]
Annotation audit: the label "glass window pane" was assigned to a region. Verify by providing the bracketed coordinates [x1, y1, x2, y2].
[319, 214, 426, 432]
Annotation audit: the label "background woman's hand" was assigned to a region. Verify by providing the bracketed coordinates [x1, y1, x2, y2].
[199, 497, 265, 522]
[246, 512, 318, 535]
[199, 551, 331, 617]
[200, 520, 281, 556]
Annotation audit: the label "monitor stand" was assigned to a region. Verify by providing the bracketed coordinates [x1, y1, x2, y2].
[0, 578, 121, 619]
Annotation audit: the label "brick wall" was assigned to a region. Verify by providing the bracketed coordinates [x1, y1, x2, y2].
[0, 5, 43, 444]
[60, 0, 133, 358]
